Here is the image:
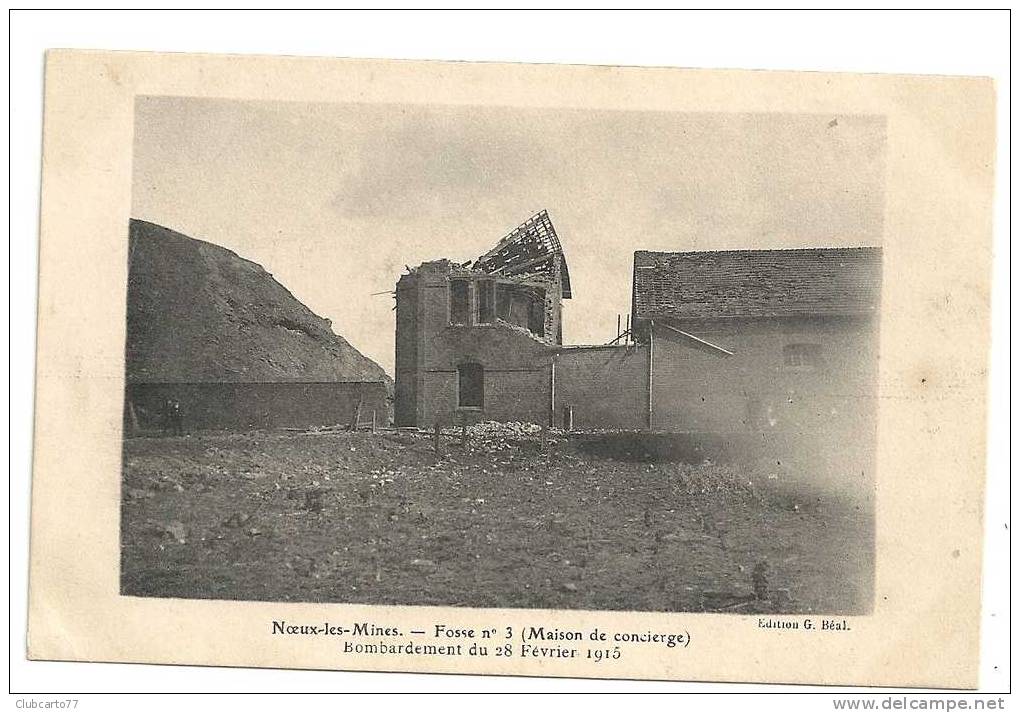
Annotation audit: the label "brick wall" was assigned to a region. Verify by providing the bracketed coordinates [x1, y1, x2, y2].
[394, 272, 420, 427]
[397, 260, 880, 450]
[652, 318, 877, 430]
[554, 345, 649, 429]
[648, 316, 880, 481]
[417, 367, 551, 426]
[124, 381, 389, 433]
[649, 316, 879, 435]
[397, 261, 556, 427]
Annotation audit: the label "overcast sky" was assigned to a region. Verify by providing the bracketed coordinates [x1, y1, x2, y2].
[132, 96, 886, 375]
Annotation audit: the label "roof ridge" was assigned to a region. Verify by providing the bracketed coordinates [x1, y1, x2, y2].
[632, 245, 883, 320]
[636, 245, 882, 257]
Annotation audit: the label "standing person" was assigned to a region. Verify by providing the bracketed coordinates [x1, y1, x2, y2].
[164, 397, 184, 436]
[172, 398, 185, 436]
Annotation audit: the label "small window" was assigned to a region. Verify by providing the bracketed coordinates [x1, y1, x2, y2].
[458, 363, 484, 409]
[449, 279, 470, 325]
[477, 279, 496, 324]
[527, 292, 546, 338]
[783, 344, 822, 370]
[497, 284, 513, 319]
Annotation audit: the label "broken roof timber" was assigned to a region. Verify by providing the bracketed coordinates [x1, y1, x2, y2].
[474, 210, 572, 299]
[655, 322, 735, 357]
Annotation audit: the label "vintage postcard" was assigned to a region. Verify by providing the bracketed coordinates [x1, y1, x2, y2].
[28, 50, 995, 687]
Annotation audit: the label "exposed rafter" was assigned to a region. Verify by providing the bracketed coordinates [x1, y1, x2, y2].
[473, 210, 572, 299]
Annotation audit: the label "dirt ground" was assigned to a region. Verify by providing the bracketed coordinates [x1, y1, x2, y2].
[120, 427, 873, 614]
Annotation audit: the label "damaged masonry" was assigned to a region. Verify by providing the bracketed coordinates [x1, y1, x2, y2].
[394, 210, 881, 454]
[395, 210, 599, 429]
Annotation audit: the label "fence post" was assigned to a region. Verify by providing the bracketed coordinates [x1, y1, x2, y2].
[350, 392, 364, 431]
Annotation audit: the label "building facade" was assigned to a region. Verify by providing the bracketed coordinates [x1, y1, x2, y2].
[632, 248, 883, 439]
[124, 381, 388, 434]
[394, 210, 575, 428]
[394, 211, 882, 444]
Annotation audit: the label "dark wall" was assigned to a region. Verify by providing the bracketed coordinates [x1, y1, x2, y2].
[124, 381, 389, 433]
[554, 345, 649, 430]
[394, 272, 420, 427]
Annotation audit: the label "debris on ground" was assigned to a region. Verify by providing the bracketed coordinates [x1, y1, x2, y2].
[466, 421, 545, 439]
[161, 521, 188, 544]
[121, 429, 873, 614]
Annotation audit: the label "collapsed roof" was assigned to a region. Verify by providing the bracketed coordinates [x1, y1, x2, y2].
[473, 210, 572, 299]
[632, 247, 882, 321]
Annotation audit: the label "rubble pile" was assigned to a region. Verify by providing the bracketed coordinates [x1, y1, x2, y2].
[457, 421, 562, 454]
[466, 421, 545, 439]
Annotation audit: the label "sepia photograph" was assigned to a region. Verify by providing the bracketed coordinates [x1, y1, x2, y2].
[22, 37, 998, 691]
[121, 97, 884, 615]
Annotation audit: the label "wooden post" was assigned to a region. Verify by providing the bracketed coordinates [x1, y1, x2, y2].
[461, 421, 467, 447]
[433, 421, 441, 460]
[127, 400, 140, 435]
[563, 404, 574, 432]
[350, 392, 364, 431]
[549, 356, 557, 428]
[371, 410, 377, 434]
[617, 313, 622, 341]
[647, 320, 655, 430]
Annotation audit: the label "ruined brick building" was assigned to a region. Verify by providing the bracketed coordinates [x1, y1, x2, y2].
[394, 211, 882, 447]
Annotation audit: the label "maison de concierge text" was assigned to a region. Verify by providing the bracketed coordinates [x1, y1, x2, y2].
[271, 621, 689, 662]
[270, 618, 851, 662]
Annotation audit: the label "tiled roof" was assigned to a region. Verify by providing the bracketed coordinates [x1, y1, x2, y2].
[632, 247, 882, 320]
[474, 210, 572, 299]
